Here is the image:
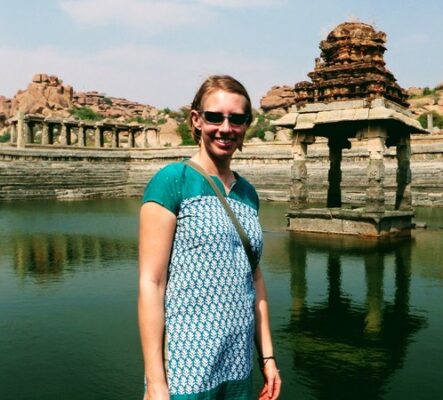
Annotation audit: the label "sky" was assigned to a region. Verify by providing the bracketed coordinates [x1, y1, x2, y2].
[0, 0, 442, 109]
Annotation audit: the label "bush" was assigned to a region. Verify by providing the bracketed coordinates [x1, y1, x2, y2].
[70, 106, 104, 121]
[177, 122, 194, 145]
[423, 87, 433, 96]
[246, 113, 276, 140]
[418, 111, 443, 129]
[127, 116, 155, 125]
[103, 97, 113, 106]
[0, 131, 11, 143]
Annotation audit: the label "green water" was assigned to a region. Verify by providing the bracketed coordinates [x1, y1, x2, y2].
[0, 199, 442, 400]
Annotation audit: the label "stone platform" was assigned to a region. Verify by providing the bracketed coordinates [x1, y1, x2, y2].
[287, 208, 414, 237]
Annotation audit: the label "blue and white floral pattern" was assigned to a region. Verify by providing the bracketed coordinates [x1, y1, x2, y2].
[143, 162, 263, 398]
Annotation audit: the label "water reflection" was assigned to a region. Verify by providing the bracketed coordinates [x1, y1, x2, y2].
[11, 233, 137, 281]
[284, 234, 427, 400]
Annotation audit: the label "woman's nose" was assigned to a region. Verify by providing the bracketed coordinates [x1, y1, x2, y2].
[219, 117, 231, 131]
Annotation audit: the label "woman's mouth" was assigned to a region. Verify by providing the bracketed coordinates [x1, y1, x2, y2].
[215, 137, 233, 144]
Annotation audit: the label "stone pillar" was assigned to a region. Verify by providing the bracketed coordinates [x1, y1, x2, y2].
[327, 139, 342, 208]
[365, 125, 387, 212]
[60, 123, 68, 146]
[78, 125, 86, 147]
[10, 122, 17, 144]
[143, 129, 149, 148]
[25, 121, 33, 144]
[16, 112, 27, 148]
[129, 130, 135, 148]
[95, 126, 104, 147]
[111, 127, 119, 148]
[41, 123, 50, 145]
[146, 127, 159, 147]
[290, 132, 314, 209]
[427, 113, 433, 130]
[395, 135, 412, 211]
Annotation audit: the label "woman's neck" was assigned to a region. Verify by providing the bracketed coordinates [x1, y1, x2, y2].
[192, 152, 235, 189]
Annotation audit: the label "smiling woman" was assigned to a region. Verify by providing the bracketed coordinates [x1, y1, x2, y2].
[138, 75, 281, 400]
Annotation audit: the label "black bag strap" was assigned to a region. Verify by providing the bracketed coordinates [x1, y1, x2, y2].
[184, 159, 256, 271]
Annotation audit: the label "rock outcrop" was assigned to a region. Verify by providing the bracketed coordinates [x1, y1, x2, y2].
[260, 85, 296, 115]
[0, 73, 181, 142]
[10, 74, 73, 118]
[3, 73, 157, 123]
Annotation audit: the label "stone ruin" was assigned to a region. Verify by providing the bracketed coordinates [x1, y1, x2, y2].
[274, 21, 428, 237]
[1, 73, 183, 148]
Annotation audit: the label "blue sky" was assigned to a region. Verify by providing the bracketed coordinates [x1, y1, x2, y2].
[0, 0, 442, 109]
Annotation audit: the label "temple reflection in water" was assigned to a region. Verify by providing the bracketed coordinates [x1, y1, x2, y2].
[281, 233, 426, 399]
[11, 233, 137, 281]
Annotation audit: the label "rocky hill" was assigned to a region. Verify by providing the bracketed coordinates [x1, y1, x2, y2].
[0, 73, 158, 121]
[0, 73, 184, 145]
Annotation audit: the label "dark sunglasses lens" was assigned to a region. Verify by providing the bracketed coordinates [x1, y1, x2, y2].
[228, 113, 248, 125]
[203, 112, 224, 124]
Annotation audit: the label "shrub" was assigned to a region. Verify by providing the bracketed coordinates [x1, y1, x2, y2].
[246, 113, 276, 140]
[0, 131, 11, 143]
[70, 106, 104, 121]
[177, 122, 194, 145]
[103, 97, 113, 106]
[423, 87, 432, 96]
[127, 116, 154, 125]
[418, 111, 443, 129]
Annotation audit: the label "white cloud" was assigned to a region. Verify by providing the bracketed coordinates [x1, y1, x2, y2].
[59, 0, 213, 33]
[0, 44, 279, 109]
[58, 0, 286, 32]
[197, 0, 285, 8]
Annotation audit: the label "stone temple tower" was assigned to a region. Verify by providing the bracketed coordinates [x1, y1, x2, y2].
[275, 21, 428, 237]
[293, 22, 409, 107]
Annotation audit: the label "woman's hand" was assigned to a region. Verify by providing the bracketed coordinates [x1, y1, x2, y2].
[258, 359, 282, 400]
[144, 382, 170, 400]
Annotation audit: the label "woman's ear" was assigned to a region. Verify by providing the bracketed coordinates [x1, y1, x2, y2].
[190, 110, 201, 130]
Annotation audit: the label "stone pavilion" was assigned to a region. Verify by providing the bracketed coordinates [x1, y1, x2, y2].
[274, 21, 428, 237]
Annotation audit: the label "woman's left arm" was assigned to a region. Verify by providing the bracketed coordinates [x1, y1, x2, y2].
[254, 266, 282, 399]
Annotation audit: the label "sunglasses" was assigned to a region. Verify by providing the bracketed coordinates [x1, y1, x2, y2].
[199, 111, 250, 126]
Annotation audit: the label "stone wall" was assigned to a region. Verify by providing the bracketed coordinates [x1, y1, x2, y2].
[1, 136, 442, 206]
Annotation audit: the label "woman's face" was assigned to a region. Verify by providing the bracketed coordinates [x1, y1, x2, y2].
[191, 89, 248, 162]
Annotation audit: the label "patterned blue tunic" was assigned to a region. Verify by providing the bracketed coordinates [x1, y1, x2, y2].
[143, 161, 263, 399]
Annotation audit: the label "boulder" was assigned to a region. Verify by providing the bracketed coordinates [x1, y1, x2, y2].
[260, 85, 296, 112]
[275, 128, 292, 141]
[264, 131, 275, 141]
[158, 118, 181, 146]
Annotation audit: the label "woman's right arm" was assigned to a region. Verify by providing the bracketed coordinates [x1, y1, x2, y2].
[138, 202, 177, 400]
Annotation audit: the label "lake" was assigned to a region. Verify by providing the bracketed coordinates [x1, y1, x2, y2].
[0, 199, 442, 399]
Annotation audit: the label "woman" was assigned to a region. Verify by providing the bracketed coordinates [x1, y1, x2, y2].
[138, 75, 281, 399]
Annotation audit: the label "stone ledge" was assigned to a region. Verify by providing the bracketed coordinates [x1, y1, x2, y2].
[287, 208, 414, 237]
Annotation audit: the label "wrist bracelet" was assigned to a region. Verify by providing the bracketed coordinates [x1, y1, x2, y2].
[257, 355, 276, 369]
